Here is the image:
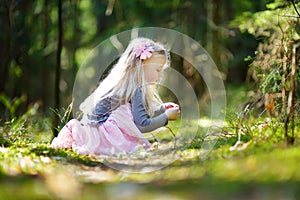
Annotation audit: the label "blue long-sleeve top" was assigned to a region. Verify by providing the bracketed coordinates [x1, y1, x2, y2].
[86, 88, 168, 133]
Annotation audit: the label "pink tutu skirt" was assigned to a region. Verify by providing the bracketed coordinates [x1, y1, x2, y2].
[51, 103, 150, 155]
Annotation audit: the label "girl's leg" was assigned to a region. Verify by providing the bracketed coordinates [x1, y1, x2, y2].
[51, 119, 78, 149]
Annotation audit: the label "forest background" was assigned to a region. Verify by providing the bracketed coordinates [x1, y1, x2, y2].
[0, 0, 272, 123]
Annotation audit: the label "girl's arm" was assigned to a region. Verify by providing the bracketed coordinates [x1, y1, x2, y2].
[131, 89, 168, 133]
[153, 104, 165, 117]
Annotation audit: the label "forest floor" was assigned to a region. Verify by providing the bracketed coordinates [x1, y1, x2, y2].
[1, 85, 300, 200]
[1, 117, 300, 200]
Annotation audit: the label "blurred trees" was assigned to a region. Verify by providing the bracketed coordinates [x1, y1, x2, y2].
[0, 0, 275, 121]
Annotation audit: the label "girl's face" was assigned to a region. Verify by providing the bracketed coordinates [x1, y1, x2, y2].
[143, 52, 166, 83]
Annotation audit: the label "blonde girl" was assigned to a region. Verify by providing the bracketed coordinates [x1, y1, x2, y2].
[51, 37, 180, 155]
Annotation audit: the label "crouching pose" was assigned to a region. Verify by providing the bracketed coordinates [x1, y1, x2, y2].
[51, 37, 180, 155]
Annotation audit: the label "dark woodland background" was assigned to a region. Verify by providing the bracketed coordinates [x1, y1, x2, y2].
[0, 0, 299, 132]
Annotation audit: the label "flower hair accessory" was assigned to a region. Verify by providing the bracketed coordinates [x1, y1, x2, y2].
[134, 44, 154, 60]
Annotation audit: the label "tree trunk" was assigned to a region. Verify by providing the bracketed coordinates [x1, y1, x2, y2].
[53, 0, 63, 137]
[0, 1, 12, 94]
[285, 42, 298, 145]
[71, 0, 79, 83]
[206, 0, 221, 70]
[42, 0, 50, 111]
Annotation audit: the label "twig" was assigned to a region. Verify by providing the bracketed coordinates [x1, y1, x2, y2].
[165, 126, 177, 149]
[150, 132, 159, 149]
[278, 14, 300, 18]
[290, 0, 300, 18]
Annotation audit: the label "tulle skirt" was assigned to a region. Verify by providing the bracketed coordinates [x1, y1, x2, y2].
[51, 103, 150, 155]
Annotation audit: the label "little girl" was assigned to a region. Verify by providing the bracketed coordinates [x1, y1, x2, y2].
[51, 37, 180, 155]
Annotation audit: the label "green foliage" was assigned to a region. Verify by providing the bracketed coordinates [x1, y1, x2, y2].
[231, 0, 300, 92]
[0, 93, 41, 147]
[231, 0, 300, 144]
[50, 101, 73, 133]
[0, 94, 27, 120]
[29, 143, 99, 166]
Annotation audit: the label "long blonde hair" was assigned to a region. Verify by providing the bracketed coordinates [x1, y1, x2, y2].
[80, 37, 170, 117]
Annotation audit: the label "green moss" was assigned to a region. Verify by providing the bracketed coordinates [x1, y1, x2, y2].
[0, 96, 299, 199]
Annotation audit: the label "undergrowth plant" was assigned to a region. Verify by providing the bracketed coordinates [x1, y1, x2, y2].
[0, 94, 41, 147]
[232, 0, 300, 145]
[50, 101, 74, 134]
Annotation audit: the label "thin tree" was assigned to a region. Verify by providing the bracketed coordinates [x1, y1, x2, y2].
[53, 0, 63, 137]
[0, 1, 12, 94]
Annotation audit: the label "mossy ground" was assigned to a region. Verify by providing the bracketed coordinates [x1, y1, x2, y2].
[0, 117, 300, 200]
[1, 85, 299, 200]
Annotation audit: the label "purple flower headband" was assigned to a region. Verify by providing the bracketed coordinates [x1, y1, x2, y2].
[134, 44, 154, 60]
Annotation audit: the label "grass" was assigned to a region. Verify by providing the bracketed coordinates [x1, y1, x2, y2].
[0, 115, 300, 200]
[0, 85, 300, 199]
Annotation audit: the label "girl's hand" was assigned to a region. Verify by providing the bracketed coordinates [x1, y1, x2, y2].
[165, 107, 180, 120]
[164, 102, 179, 110]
